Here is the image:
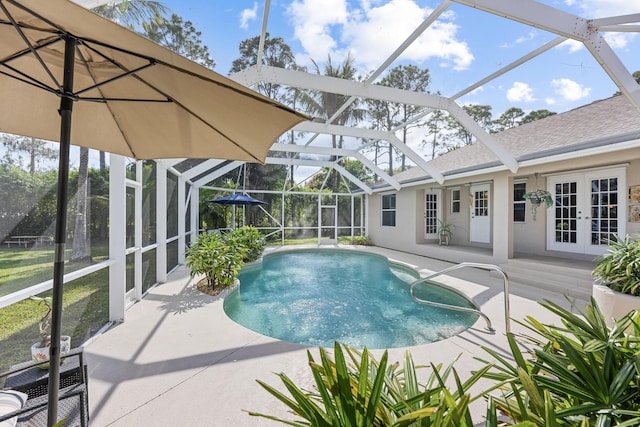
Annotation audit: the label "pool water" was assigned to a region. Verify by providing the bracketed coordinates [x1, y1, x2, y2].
[223, 250, 478, 349]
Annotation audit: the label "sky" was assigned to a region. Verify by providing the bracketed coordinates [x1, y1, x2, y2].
[160, 0, 640, 118]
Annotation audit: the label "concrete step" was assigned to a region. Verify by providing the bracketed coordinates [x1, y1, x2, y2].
[500, 258, 595, 302]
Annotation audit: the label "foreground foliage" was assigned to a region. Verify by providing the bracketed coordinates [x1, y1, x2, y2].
[480, 298, 640, 426]
[249, 299, 640, 426]
[247, 341, 490, 426]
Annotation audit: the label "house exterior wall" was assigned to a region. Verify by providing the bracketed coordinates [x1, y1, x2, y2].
[367, 145, 640, 264]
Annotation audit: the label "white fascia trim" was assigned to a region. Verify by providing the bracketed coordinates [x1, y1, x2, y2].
[374, 138, 640, 193]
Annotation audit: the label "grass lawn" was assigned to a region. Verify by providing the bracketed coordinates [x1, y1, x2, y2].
[0, 245, 110, 371]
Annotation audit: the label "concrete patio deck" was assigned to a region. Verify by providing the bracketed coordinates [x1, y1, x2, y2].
[84, 246, 590, 426]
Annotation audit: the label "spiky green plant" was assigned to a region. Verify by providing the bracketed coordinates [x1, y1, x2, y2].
[247, 341, 490, 426]
[592, 234, 640, 296]
[479, 298, 640, 426]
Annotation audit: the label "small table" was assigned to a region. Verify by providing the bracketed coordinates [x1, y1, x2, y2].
[5, 356, 86, 399]
[3, 350, 89, 427]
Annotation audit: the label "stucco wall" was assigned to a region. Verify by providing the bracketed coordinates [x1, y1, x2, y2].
[368, 146, 640, 262]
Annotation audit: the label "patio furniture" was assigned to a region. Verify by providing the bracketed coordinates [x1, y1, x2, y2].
[0, 347, 89, 426]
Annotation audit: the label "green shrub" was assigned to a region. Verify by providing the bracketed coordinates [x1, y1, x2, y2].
[592, 234, 640, 296]
[351, 235, 371, 245]
[185, 231, 247, 290]
[229, 226, 265, 262]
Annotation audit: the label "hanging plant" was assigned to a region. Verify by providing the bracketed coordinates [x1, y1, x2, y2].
[522, 189, 553, 220]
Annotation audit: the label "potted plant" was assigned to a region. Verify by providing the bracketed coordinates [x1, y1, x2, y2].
[591, 234, 640, 327]
[522, 189, 553, 220]
[436, 219, 455, 245]
[30, 296, 71, 368]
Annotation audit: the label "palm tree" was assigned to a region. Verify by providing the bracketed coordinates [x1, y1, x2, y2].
[298, 54, 367, 192]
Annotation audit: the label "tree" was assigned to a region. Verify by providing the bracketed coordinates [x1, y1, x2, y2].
[367, 97, 395, 173]
[422, 109, 449, 159]
[229, 33, 305, 208]
[378, 65, 431, 170]
[446, 104, 493, 146]
[298, 54, 366, 190]
[492, 107, 524, 132]
[0, 135, 57, 175]
[520, 109, 556, 125]
[230, 33, 299, 99]
[142, 13, 216, 69]
[92, 0, 167, 30]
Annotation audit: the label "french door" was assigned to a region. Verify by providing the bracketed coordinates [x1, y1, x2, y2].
[547, 168, 626, 255]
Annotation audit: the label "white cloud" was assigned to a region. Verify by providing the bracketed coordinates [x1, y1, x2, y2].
[551, 78, 591, 101]
[566, 0, 640, 18]
[506, 82, 536, 102]
[501, 31, 537, 48]
[240, 2, 259, 30]
[559, 39, 584, 53]
[604, 32, 635, 49]
[345, 0, 473, 70]
[545, 97, 557, 105]
[287, 0, 350, 61]
[288, 0, 473, 71]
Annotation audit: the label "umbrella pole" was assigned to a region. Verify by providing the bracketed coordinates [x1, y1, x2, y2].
[47, 35, 76, 427]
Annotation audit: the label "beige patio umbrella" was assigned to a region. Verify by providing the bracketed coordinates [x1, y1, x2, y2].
[0, 0, 308, 424]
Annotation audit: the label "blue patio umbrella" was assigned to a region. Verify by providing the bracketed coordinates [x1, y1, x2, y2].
[207, 193, 268, 229]
[207, 193, 269, 206]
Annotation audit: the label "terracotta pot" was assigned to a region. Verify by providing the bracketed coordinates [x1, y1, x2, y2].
[592, 284, 640, 328]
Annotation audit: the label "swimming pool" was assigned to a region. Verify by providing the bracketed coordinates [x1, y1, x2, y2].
[223, 249, 479, 349]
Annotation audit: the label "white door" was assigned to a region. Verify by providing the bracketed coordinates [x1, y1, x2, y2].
[470, 184, 490, 243]
[548, 168, 626, 255]
[424, 191, 440, 239]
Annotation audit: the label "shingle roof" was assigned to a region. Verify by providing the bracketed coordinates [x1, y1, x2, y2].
[389, 95, 640, 185]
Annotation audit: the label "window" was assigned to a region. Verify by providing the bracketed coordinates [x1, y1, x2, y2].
[514, 182, 526, 222]
[425, 193, 438, 234]
[450, 189, 460, 213]
[381, 194, 396, 226]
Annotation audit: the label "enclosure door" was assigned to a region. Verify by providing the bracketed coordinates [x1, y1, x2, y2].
[548, 168, 626, 255]
[470, 184, 491, 243]
[320, 206, 336, 242]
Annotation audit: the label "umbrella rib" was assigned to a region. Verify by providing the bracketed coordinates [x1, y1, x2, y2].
[76, 40, 270, 162]
[132, 75, 265, 163]
[74, 51, 159, 97]
[0, 0, 60, 88]
[0, 65, 61, 95]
